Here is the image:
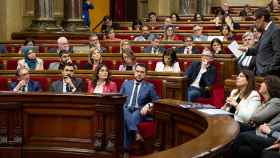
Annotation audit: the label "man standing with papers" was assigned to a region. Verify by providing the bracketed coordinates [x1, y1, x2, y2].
[239, 8, 280, 76]
[228, 32, 256, 71]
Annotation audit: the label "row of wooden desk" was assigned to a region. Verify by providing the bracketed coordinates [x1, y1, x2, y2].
[0, 54, 237, 82]
[0, 93, 239, 158]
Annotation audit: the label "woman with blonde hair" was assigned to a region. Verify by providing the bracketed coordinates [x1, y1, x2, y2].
[84, 47, 103, 70]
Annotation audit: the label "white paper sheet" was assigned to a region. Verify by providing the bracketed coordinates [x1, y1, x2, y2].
[228, 40, 243, 58]
[197, 109, 233, 116]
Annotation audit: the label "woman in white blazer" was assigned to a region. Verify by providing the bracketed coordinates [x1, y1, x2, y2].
[155, 48, 181, 72]
[222, 70, 261, 123]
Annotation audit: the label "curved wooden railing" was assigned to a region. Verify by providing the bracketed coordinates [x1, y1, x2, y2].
[141, 99, 239, 158]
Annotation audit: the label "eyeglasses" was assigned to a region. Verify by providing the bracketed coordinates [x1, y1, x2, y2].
[194, 29, 202, 31]
[243, 38, 253, 41]
[64, 69, 74, 72]
[20, 73, 29, 76]
[212, 44, 221, 47]
[61, 55, 70, 58]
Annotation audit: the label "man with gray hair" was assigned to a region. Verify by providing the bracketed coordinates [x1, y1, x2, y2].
[185, 48, 217, 101]
[48, 36, 73, 54]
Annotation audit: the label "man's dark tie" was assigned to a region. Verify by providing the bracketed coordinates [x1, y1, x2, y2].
[66, 84, 71, 92]
[153, 47, 159, 54]
[128, 82, 140, 112]
[21, 85, 26, 92]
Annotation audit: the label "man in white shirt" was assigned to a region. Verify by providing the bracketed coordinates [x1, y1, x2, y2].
[185, 49, 217, 101]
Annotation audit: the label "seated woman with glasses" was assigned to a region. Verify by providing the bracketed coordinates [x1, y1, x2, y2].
[155, 48, 181, 72]
[221, 70, 261, 123]
[17, 47, 44, 70]
[119, 49, 137, 71]
[84, 47, 103, 71]
[210, 38, 224, 54]
[87, 64, 117, 94]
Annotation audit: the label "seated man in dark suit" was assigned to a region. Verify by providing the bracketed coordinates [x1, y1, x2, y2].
[50, 63, 83, 93]
[10, 68, 42, 92]
[176, 35, 200, 54]
[120, 63, 160, 155]
[185, 48, 217, 101]
[143, 37, 165, 54]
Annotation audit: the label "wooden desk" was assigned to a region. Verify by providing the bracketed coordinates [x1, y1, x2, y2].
[0, 92, 126, 158]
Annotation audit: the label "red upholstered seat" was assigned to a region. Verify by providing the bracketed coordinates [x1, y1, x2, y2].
[145, 79, 162, 98]
[31, 77, 50, 91]
[6, 45, 21, 53]
[0, 77, 8, 91]
[115, 34, 134, 40]
[115, 61, 123, 70]
[111, 46, 120, 53]
[7, 60, 18, 70]
[136, 60, 158, 70]
[138, 121, 156, 139]
[131, 46, 141, 53]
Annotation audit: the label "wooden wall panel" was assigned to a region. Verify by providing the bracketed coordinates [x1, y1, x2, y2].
[23, 0, 34, 16]
[53, 0, 63, 17]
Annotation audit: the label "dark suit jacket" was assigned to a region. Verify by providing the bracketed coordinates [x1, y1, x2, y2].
[143, 46, 165, 54]
[247, 22, 280, 76]
[175, 46, 200, 54]
[185, 61, 217, 95]
[120, 80, 160, 108]
[49, 77, 84, 93]
[10, 80, 42, 92]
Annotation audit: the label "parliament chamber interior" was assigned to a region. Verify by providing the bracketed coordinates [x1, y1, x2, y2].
[0, 0, 280, 158]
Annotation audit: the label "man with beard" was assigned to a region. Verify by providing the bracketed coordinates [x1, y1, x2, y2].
[134, 25, 156, 41]
[49, 63, 83, 93]
[48, 50, 77, 70]
[89, 34, 107, 53]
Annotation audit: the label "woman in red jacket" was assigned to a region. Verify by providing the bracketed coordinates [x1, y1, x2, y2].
[87, 64, 117, 94]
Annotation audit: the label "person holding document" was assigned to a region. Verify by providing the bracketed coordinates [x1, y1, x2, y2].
[239, 8, 280, 76]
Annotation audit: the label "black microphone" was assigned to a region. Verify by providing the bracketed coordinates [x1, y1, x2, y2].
[20, 85, 26, 92]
